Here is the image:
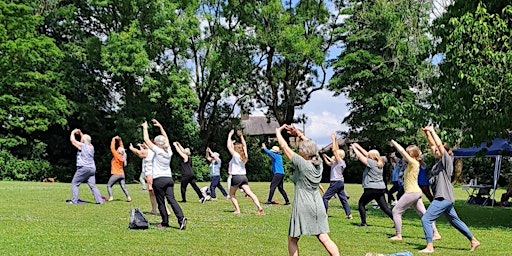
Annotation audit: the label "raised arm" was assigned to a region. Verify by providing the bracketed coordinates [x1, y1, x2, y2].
[142, 121, 155, 150]
[237, 130, 248, 159]
[70, 129, 82, 150]
[351, 143, 368, 166]
[322, 153, 334, 166]
[227, 130, 236, 156]
[129, 143, 146, 158]
[276, 125, 295, 160]
[331, 133, 343, 163]
[110, 136, 121, 158]
[286, 125, 309, 141]
[173, 141, 188, 162]
[390, 139, 414, 163]
[353, 143, 369, 157]
[206, 147, 213, 162]
[423, 125, 445, 155]
[152, 119, 169, 146]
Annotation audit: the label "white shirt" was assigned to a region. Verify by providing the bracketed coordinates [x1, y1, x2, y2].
[143, 150, 155, 177]
[229, 152, 246, 175]
[151, 146, 173, 179]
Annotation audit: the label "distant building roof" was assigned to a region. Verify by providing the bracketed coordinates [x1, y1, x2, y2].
[241, 116, 280, 136]
[320, 137, 348, 152]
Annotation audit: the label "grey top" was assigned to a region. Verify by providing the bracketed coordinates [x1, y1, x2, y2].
[288, 153, 329, 237]
[330, 160, 346, 182]
[362, 158, 385, 189]
[430, 150, 455, 202]
[76, 142, 95, 169]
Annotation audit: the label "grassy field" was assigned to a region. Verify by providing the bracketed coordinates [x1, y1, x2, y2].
[0, 181, 511, 256]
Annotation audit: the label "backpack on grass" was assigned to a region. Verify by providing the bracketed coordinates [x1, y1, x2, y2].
[128, 208, 148, 230]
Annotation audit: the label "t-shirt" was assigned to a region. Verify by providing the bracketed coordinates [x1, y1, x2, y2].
[430, 150, 455, 202]
[180, 158, 194, 177]
[76, 142, 95, 169]
[362, 158, 385, 189]
[403, 159, 421, 193]
[229, 152, 246, 175]
[263, 148, 285, 175]
[330, 160, 346, 182]
[110, 140, 125, 175]
[143, 150, 155, 177]
[151, 146, 173, 179]
[209, 158, 221, 177]
[418, 164, 429, 186]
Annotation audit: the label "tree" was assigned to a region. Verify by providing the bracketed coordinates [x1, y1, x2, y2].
[329, 0, 433, 149]
[0, 1, 71, 180]
[430, 2, 512, 145]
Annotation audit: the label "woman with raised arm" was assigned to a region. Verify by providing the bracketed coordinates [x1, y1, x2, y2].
[206, 147, 228, 200]
[106, 136, 131, 202]
[389, 139, 440, 241]
[68, 129, 104, 204]
[173, 141, 206, 203]
[350, 143, 393, 227]
[142, 119, 187, 230]
[419, 125, 479, 253]
[321, 133, 352, 220]
[129, 143, 159, 215]
[226, 130, 264, 215]
[276, 125, 339, 256]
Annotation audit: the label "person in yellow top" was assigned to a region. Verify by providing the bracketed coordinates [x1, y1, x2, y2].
[107, 136, 131, 202]
[389, 139, 439, 241]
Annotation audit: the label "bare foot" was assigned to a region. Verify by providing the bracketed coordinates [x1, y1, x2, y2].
[347, 214, 353, 220]
[257, 208, 264, 215]
[108, 197, 114, 202]
[470, 238, 480, 252]
[433, 233, 442, 241]
[233, 211, 241, 215]
[389, 235, 402, 241]
[418, 248, 434, 254]
[126, 196, 132, 202]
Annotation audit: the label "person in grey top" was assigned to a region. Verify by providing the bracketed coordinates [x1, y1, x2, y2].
[276, 124, 339, 256]
[67, 129, 104, 204]
[419, 125, 480, 253]
[351, 143, 393, 227]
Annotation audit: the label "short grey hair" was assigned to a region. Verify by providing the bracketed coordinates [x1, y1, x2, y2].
[154, 135, 167, 148]
[82, 134, 92, 145]
[299, 140, 319, 158]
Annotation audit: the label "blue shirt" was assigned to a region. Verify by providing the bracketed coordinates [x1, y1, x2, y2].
[209, 158, 221, 176]
[76, 142, 96, 169]
[418, 164, 429, 186]
[263, 148, 285, 175]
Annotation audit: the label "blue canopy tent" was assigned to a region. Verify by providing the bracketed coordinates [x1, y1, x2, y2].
[453, 138, 512, 206]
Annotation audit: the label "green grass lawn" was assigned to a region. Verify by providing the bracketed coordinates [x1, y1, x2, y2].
[1, 181, 511, 255]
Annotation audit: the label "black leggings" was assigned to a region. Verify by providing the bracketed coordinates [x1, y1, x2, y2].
[358, 188, 393, 225]
[180, 175, 203, 201]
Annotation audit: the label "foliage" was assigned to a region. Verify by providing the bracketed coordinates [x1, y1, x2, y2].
[0, 0, 71, 180]
[430, 2, 512, 145]
[329, 0, 434, 149]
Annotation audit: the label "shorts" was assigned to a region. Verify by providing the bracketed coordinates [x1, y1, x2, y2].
[231, 175, 249, 188]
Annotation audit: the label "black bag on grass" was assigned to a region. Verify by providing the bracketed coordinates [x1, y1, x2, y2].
[128, 208, 149, 229]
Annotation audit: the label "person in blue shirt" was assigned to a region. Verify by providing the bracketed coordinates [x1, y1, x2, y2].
[262, 143, 290, 205]
[205, 147, 228, 200]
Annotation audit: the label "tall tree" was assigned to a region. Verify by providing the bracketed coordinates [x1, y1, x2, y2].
[431, 2, 512, 145]
[329, 0, 433, 149]
[0, 1, 71, 180]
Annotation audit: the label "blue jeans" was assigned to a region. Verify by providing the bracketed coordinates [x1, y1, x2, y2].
[323, 180, 351, 216]
[421, 199, 473, 243]
[210, 176, 227, 198]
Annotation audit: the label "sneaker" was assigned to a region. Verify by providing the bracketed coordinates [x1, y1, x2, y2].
[66, 200, 74, 204]
[77, 199, 86, 204]
[199, 197, 206, 204]
[157, 223, 169, 228]
[211, 197, 217, 201]
[180, 200, 187, 203]
[264, 201, 273, 205]
[284, 202, 290, 205]
[357, 223, 368, 227]
[180, 218, 187, 230]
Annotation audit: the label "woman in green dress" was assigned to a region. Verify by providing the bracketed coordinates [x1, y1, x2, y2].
[275, 124, 340, 256]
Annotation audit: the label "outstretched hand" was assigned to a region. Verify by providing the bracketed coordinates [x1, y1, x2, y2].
[237, 130, 243, 137]
[151, 119, 161, 127]
[141, 121, 148, 129]
[229, 129, 234, 137]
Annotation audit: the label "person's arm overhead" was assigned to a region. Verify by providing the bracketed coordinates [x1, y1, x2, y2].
[352, 143, 368, 157]
[70, 129, 82, 150]
[237, 130, 248, 160]
[322, 153, 334, 166]
[173, 141, 188, 162]
[351, 143, 368, 166]
[227, 130, 236, 156]
[276, 125, 294, 160]
[152, 119, 169, 146]
[142, 121, 155, 150]
[390, 139, 414, 163]
[331, 133, 342, 163]
[205, 147, 213, 162]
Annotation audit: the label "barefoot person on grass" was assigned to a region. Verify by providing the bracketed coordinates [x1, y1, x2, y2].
[68, 129, 104, 204]
[142, 119, 187, 230]
[276, 125, 339, 256]
[419, 125, 479, 253]
[226, 130, 264, 215]
[321, 133, 352, 220]
[106, 136, 131, 202]
[389, 139, 440, 241]
[350, 143, 393, 227]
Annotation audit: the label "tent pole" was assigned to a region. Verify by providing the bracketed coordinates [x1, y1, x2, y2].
[492, 156, 502, 206]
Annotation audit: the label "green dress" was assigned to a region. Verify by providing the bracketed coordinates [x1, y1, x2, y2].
[288, 153, 329, 237]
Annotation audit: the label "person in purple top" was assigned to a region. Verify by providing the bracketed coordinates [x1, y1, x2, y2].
[67, 129, 104, 204]
[262, 143, 290, 205]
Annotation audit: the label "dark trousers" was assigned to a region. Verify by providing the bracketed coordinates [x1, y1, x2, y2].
[267, 173, 289, 203]
[420, 185, 434, 202]
[153, 177, 184, 226]
[181, 175, 203, 201]
[387, 181, 404, 204]
[358, 188, 393, 225]
[322, 180, 351, 216]
[210, 176, 227, 198]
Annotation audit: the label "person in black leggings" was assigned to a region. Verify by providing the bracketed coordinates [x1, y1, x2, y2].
[351, 143, 393, 227]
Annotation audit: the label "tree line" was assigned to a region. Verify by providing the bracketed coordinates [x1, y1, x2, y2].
[1, 0, 510, 183]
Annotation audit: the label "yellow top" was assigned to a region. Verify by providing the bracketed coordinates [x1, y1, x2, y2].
[404, 159, 421, 193]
